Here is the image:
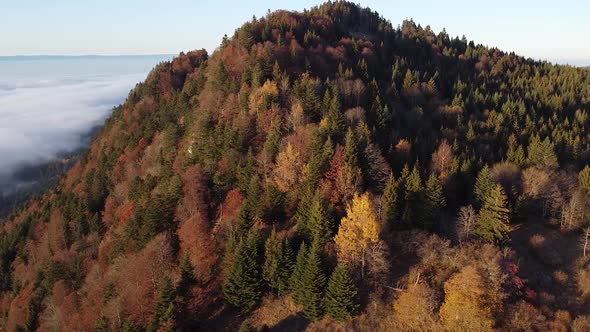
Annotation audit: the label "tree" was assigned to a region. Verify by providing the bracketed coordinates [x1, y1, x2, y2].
[278, 239, 295, 295]
[439, 266, 494, 332]
[579, 165, 590, 193]
[223, 232, 262, 313]
[306, 190, 333, 243]
[422, 173, 446, 229]
[457, 205, 477, 244]
[154, 276, 176, 330]
[289, 242, 308, 304]
[431, 139, 454, 182]
[262, 229, 282, 290]
[474, 165, 494, 208]
[178, 252, 196, 293]
[380, 173, 398, 225]
[527, 135, 558, 168]
[392, 283, 436, 331]
[300, 239, 327, 320]
[475, 184, 511, 244]
[273, 143, 303, 192]
[401, 164, 423, 226]
[334, 193, 381, 276]
[324, 264, 359, 321]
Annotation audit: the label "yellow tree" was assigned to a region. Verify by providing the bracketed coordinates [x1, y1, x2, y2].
[439, 265, 494, 332]
[273, 143, 303, 192]
[334, 193, 380, 277]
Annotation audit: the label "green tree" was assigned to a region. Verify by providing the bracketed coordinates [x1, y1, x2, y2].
[474, 165, 494, 208]
[401, 164, 423, 226]
[154, 276, 176, 330]
[223, 232, 262, 313]
[178, 253, 196, 294]
[306, 190, 333, 244]
[324, 265, 359, 321]
[422, 173, 446, 229]
[475, 184, 511, 244]
[527, 135, 558, 168]
[579, 165, 590, 193]
[381, 173, 398, 225]
[262, 229, 283, 290]
[278, 239, 295, 295]
[289, 242, 308, 304]
[301, 240, 327, 320]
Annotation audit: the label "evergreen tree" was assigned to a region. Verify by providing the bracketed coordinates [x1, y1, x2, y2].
[301, 239, 327, 320]
[579, 165, 590, 193]
[306, 190, 333, 244]
[289, 242, 308, 304]
[422, 173, 446, 229]
[401, 164, 423, 226]
[154, 276, 176, 330]
[381, 173, 398, 225]
[527, 135, 558, 168]
[262, 229, 283, 290]
[325, 86, 345, 141]
[178, 253, 196, 294]
[474, 165, 494, 208]
[223, 233, 262, 313]
[278, 239, 295, 295]
[475, 184, 511, 244]
[324, 265, 359, 321]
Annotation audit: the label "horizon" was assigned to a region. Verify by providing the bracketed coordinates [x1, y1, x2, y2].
[1, 1, 590, 67]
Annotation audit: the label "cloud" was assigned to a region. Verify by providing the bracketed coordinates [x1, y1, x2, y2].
[0, 65, 148, 193]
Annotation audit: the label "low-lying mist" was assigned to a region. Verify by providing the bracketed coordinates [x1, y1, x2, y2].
[0, 55, 170, 198]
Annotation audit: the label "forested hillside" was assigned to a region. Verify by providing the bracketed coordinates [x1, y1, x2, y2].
[2, 1, 590, 331]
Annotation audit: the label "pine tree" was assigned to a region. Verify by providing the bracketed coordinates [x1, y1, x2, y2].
[475, 184, 511, 244]
[307, 190, 333, 244]
[579, 165, 590, 193]
[178, 252, 196, 294]
[474, 165, 494, 208]
[324, 264, 359, 321]
[402, 164, 423, 226]
[325, 86, 345, 141]
[289, 242, 308, 304]
[381, 173, 398, 225]
[154, 276, 176, 330]
[278, 239, 295, 295]
[527, 135, 558, 168]
[223, 233, 262, 313]
[262, 229, 283, 290]
[422, 173, 446, 229]
[301, 239, 327, 320]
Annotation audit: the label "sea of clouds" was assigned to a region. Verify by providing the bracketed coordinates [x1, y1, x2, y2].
[0, 55, 170, 194]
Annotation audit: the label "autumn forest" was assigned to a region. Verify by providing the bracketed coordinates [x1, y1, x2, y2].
[2, 1, 590, 331]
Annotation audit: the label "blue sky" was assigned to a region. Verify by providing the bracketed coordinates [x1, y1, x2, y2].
[1, 0, 589, 65]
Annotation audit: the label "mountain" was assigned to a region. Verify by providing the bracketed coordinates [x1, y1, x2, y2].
[2, 1, 590, 331]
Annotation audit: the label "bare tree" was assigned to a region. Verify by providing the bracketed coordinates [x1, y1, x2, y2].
[457, 205, 477, 245]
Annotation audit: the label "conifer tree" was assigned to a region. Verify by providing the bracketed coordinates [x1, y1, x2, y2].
[289, 242, 308, 304]
[306, 190, 333, 244]
[223, 232, 262, 313]
[262, 229, 283, 290]
[301, 239, 327, 320]
[325, 86, 345, 141]
[278, 239, 295, 295]
[154, 276, 176, 330]
[422, 173, 446, 229]
[324, 264, 359, 321]
[401, 164, 423, 226]
[178, 252, 196, 294]
[474, 165, 494, 208]
[381, 173, 398, 225]
[579, 165, 590, 193]
[475, 184, 511, 244]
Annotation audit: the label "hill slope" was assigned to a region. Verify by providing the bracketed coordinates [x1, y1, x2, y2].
[2, 1, 590, 331]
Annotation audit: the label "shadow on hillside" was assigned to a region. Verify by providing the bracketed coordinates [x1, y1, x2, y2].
[270, 314, 309, 332]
